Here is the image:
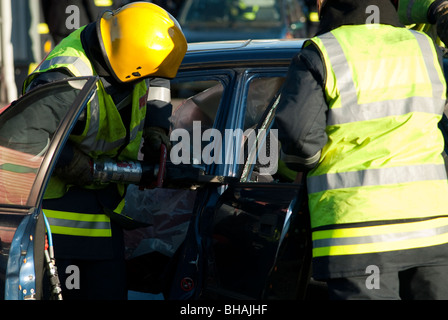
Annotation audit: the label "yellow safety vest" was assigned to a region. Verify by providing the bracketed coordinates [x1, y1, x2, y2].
[23, 26, 148, 237]
[307, 24, 448, 258]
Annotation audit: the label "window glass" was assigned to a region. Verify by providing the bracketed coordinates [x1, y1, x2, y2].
[170, 79, 224, 166]
[171, 80, 222, 132]
[179, 0, 282, 26]
[243, 76, 284, 130]
[238, 76, 284, 182]
[0, 79, 90, 206]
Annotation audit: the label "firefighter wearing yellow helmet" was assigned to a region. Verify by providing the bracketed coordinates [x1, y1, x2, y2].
[21, 2, 187, 299]
[98, 1, 187, 82]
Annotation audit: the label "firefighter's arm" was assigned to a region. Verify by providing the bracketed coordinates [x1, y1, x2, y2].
[53, 143, 93, 186]
[397, 0, 436, 24]
[274, 44, 328, 172]
[397, 0, 448, 45]
[141, 78, 172, 163]
[428, 0, 448, 45]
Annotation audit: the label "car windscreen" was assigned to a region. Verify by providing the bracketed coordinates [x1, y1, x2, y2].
[178, 0, 283, 28]
[0, 78, 94, 207]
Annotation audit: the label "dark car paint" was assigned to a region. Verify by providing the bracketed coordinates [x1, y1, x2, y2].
[181, 40, 304, 68]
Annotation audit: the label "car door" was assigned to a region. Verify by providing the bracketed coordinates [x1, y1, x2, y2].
[0, 76, 98, 300]
[167, 69, 311, 300]
[123, 70, 235, 295]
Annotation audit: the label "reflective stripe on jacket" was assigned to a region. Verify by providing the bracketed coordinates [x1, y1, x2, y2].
[307, 24, 448, 258]
[44, 209, 112, 237]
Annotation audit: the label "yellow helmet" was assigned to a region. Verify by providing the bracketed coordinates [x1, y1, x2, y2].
[97, 2, 187, 83]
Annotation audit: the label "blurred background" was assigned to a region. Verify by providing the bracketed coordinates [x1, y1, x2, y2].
[0, 0, 318, 108]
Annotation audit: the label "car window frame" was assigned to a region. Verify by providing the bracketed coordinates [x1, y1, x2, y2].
[0, 76, 98, 211]
[1, 76, 98, 300]
[231, 67, 288, 182]
[29, 77, 98, 209]
[171, 70, 234, 128]
[171, 69, 236, 176]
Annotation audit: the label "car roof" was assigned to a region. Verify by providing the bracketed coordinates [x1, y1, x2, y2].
[179, 39, 306, 69]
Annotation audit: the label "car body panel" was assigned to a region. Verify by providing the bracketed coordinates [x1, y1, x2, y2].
[182, 39, 304, 68]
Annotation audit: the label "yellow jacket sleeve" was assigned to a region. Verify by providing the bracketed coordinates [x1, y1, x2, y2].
[398, 0, 435, 24]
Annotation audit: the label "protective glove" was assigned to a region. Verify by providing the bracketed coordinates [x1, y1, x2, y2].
[141, 126, 171, 164]
[429, 0, 448, 46]
[54, 147, 93, 185]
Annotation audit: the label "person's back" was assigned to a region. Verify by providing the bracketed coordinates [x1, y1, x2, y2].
[275, 0, 448, 299]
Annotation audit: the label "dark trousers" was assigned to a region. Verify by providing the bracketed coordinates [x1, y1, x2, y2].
[54, 257, 127, 300]
[326, 265, 448, 300]
[43, 185, 127, 300]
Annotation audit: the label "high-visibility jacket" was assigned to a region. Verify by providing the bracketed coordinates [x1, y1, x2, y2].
[306, 24, 448, 262]
[23, 26, 149, 238]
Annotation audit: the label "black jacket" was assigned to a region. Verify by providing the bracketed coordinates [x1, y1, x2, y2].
[274, 0, 423, 172]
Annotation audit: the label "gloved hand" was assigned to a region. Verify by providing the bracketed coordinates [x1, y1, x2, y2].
[429, 0, 448, 46]
[141, 126, 171, 163]
[54, 147, 93, 185]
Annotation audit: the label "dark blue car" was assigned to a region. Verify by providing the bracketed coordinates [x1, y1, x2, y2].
[1, 39, 447, 300]
[162, 39, 312, 300]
